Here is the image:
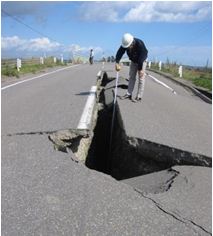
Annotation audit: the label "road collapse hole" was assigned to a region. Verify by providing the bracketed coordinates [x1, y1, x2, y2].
[49, 129, 91, 162]
[85, 88, 112, 175]
[85, 73, 211, 180]
[49, 73, 211, 181]
[85, 76, 172, 180]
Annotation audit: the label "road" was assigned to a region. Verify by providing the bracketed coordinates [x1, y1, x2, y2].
[2, 63, 211, 235]
[104, 63, 211, 158]
[2, 64, 100, 134]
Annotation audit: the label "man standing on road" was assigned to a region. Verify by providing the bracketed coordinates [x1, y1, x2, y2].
[89, 49, 94, 65]
[115, 33, 148, 102]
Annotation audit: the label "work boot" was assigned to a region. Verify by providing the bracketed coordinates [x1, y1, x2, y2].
[135, 96, 142, 102]
[131, 97, 137, 103]
[120, 94, 132, 100]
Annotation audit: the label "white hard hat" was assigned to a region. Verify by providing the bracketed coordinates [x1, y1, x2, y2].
[121, 33, 134, 48]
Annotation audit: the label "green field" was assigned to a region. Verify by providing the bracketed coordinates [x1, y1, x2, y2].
[1, 58, 67, 78]
[151, 63, 212, 91]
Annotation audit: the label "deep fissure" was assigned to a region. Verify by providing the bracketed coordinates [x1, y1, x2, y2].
[85, 73, 211, 180]
[85, 88, 173, 180]
[48, 72, 211, 181]
[85, 74, 172, 180]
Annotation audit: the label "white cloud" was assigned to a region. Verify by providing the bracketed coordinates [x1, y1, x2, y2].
[21, 37, 61, 51]
[67, 44, 87, 53]
[1, 36, 25, 49]
[2, 2, 211, 24]
[1, 36, 61, 52]
[124, 2, 211, 23]
[66, 44, 103, 54]
[1, 36, 103, 58]
[78, 1, 211, 23]
[78, 2, 120, 22]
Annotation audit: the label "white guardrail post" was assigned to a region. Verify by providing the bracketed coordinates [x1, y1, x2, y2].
[159, 61, 162, 71]
[179, 66, 183, 78]
[16, 58, 21, 71]
[40, 57, 44, 65]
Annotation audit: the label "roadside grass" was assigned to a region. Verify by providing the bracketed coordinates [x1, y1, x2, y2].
[1, 61, 67, 78]
[151, 63, 212, 91]
[183, 69, 212, 90]
[2, 65, 19, 77]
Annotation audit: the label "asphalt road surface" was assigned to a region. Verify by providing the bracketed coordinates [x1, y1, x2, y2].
[2, 64, 100, 134]
[2, 63, 211, 235]
[104, 64, 211, 158]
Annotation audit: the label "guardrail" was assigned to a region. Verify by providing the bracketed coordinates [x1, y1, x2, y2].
[1, 55, 89, 72]
[1, 56, 64, 71]
[1, 59, 17, 68]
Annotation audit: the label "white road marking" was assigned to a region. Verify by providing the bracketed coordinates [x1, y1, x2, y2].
[1, 65, 79, 91]
[77, 86, 97, 130]
[147, 73, 177, 95]
[97, 70, 102, 77]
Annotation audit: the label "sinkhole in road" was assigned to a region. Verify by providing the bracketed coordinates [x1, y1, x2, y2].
[85, 73, 172, 180]
[85, 88, 172, 180]
[49, 72, 211, 181]
[85, 73, 211, 180]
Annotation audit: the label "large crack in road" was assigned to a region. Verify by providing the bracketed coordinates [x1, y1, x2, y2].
[47, 71, 211, 180]
[5, 70, 211, 234]
[45, 71, 212, 234]
[6, 71, 211, 184]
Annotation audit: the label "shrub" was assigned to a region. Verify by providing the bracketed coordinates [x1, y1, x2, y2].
[2, 66, 19, 78]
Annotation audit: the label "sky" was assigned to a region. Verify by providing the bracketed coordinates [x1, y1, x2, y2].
[1, 1, 212, 67]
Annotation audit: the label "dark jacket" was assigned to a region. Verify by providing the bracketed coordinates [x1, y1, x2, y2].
[115, 38, 148, 70]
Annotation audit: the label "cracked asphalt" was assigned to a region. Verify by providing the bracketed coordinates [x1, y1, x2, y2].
[104, 64, 212, 158]
[2, 63, 212, 235]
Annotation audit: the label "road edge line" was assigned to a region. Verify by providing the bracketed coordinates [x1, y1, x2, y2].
[1, 65, 79, 91]
[77, 86, 97, 130]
